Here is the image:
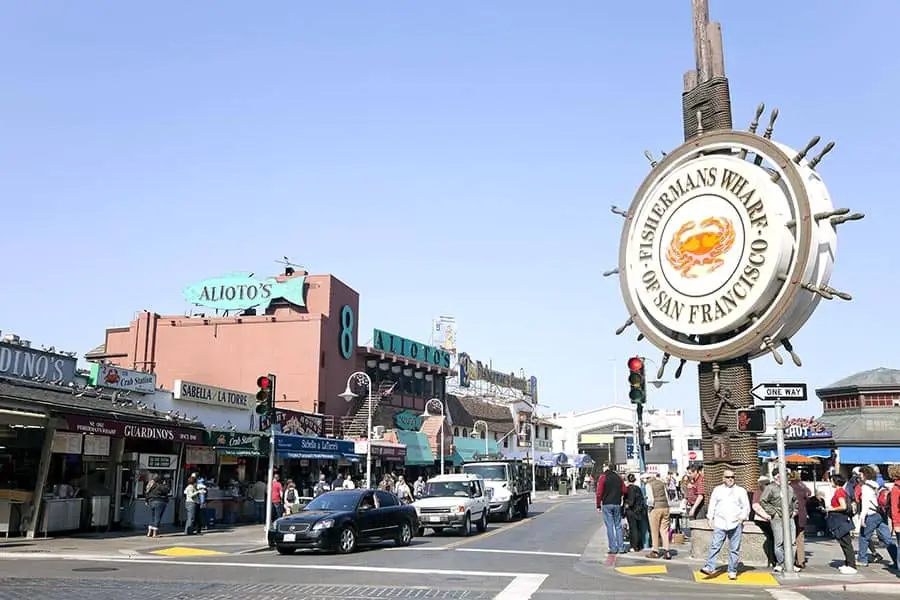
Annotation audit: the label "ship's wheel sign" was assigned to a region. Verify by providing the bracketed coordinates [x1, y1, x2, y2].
[611, 109, 863, 369]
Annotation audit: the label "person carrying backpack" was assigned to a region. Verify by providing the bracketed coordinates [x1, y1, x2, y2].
[283, 480, 301, 515]
[857, 465, 898, 568]
[889, 464, 900, 548]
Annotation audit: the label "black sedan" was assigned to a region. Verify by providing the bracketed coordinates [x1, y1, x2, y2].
[268, 488, 419, 554]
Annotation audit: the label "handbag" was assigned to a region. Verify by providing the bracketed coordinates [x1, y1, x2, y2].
[826, 510, 853, 539]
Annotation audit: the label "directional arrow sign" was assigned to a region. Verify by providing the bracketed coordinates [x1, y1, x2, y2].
[751, 382, 808, 402]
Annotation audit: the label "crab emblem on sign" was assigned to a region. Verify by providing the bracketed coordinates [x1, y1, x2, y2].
[666, 217, 736, 278]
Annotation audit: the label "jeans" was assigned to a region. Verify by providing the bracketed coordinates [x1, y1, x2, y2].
[602, 504, 625, 553]
[704, 524, 743, 575]
[272, 502, 284, 520]
[858, 513, 898, 566]
[184, 502, 197, 535]
[772, 517, 795, 567]
[148, 500, 167, 529]
[254, 501, 265, 523]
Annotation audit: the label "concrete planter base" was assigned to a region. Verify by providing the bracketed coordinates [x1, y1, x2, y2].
[689, 519, 770, 566]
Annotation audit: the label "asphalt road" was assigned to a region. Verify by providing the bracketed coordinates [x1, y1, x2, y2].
[0, 496, 882, 600]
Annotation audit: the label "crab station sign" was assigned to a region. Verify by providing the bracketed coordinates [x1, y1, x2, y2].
[618, 130, 840, 362]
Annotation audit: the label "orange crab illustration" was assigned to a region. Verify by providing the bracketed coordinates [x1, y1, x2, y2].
[666, 217, 736, 278]
[103, 369, 121, 384]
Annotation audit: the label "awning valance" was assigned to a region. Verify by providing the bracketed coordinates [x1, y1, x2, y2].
[275, 434, 354, 460]
[839, 446, 900, 464]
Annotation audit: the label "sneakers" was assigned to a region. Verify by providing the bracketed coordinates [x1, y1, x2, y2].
[699, 568, 715, 577]
[728, 572, 737, 580]
[773, 565, 784, 573]
[838, 565, 858, 574]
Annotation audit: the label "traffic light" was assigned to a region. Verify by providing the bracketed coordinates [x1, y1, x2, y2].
[255, 374, 275, 417]
[627, 356, 646, 405]
[736, 408, 766, 433]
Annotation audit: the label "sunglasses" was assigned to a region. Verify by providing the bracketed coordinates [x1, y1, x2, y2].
[724, 475, 735, 479]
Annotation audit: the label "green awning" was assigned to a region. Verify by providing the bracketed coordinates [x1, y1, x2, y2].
[395, 431, 435, 466]
[452, 436, 501, 465]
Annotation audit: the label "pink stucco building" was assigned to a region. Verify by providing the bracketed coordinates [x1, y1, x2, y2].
[88, 270, 454, 440]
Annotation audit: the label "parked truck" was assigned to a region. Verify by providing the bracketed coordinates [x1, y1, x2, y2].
[461, 458, 531, 521]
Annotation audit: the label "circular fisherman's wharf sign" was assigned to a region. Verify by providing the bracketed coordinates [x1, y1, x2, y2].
[629, 153, 793, 336]
[618, 130, 840, 362]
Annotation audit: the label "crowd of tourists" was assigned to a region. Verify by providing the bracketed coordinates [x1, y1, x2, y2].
[596, 462, 900, 578]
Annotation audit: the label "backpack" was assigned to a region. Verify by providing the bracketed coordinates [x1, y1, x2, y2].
[875, 486, 890, 518]
[285, 488, 298, 504]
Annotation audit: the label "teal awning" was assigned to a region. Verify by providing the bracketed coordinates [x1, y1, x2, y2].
[452, 436, 501, 465]
[395, 431, 435, 466]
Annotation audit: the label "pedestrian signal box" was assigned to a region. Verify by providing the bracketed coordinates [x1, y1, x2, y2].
[736, 408, 766, 433]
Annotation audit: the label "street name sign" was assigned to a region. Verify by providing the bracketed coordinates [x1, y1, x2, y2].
[751, 382, 807, 402]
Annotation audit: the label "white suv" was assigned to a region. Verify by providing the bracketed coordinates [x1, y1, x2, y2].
[413, 473, 489, 536]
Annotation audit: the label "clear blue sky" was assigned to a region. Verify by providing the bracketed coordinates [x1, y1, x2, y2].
[1, 2, 897, 424]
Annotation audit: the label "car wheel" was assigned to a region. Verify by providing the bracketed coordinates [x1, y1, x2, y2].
[476, 510, 488, 533]
[519, 497, 529, 518]
[276, 546, 295, 555]
[395, 522, 413, 547]
[460, 512, 471, 537]
[337, 526, 357, 554]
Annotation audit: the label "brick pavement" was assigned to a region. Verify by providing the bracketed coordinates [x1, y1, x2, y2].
[0, 578, 495, 600]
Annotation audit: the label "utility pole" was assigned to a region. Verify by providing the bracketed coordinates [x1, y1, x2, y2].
[774, 401, 795, 575]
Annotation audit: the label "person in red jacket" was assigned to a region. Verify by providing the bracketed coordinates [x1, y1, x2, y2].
[890, 464, 900, 549]
[595, 464, 628, 553]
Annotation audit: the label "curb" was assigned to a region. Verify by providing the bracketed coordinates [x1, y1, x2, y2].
[236, 545, 273, 555]
[790, 582, 900, 595]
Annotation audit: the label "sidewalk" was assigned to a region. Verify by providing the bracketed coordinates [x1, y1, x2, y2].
[581, 525, 900, 595]
[0, 523, 269, 559]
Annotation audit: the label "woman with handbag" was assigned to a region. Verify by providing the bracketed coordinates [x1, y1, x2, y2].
[825, 474, 857, 574]
[144, 473, 170, 538]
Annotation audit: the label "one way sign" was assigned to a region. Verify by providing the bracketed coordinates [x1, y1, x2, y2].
[751, 382, 808, 402]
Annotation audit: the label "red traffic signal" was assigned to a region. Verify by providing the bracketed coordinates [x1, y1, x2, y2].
[628, 357, 643, 372]
[257, 376, 272, 390]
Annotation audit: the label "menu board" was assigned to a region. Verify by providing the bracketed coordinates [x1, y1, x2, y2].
[51, 431, 83, 455]
[83, 435, 111, 457]
[185, 446, 216, 465]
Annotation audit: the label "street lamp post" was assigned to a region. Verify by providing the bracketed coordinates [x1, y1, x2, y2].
[339, 372, 373, 489]
[424, 398, 445, 476]
[472, 420, 488, 457]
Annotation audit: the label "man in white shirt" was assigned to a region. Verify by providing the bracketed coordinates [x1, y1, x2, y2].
[700, 469, 750, 580]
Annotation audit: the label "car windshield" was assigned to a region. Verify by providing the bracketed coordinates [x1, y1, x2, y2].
[302, 493, 358, 512]
[423, 481, 471, 498]
[463, 465, 506, 480]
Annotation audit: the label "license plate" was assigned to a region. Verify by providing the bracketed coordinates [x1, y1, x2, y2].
[282, 533, 296, 542]
[427, 516, 442, 523]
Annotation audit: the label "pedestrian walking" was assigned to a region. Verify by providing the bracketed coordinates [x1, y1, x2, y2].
[644, 473, 672, 560]
[623, 474, 645, 553]
[595, 464, 626, 554]
[183, 475, 201, 535]
[144, 473, 169, 538]
[856, 465, 898, 568]
[700, 469, 749, 580]
[751, 476, 777, 568]
[283, 480, 301, 515]
[788, 471, 810, 568]
[754, 469, 797, 573]
[313, 474, 330, 498]
[824, 474, 857, 574]
[413, 476, 425, 499]
[271, 473, 284, 519]
[889, 465, 900, 552]
[395, 476, 413, 505]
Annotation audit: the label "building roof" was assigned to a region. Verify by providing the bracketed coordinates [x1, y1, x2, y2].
[453, 395, 513, 428]
[820, 409, 900, 444]
[445, 395, 474, 429]
[817, 367, 900, 396]
[0, 377, 203, 429]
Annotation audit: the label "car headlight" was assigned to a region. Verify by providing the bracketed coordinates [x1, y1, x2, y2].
[312, 519, 335, 531]
[270, 519, 279, 530]
[456, 505, 466, 513]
